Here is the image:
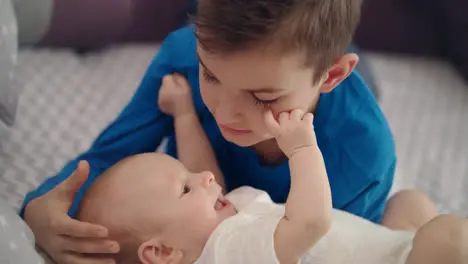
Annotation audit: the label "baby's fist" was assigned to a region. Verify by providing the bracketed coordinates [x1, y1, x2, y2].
[264, 109, 317, 158]
[158, 73, 195, 118]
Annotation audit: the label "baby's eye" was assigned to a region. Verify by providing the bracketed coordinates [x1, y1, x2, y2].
[183, 185, 191, 194]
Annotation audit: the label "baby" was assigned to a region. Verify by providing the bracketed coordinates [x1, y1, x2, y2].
[77, 75, 468, 264]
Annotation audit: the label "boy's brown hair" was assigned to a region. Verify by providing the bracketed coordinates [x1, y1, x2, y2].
[195, 0, 363, 82]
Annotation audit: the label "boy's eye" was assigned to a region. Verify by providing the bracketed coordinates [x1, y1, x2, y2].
[183, 185, 191, 194]
[252, 96, 279, 107]
[202, 69, 218, 84]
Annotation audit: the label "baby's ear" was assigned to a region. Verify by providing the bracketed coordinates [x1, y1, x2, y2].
[138, 238, 183, 264]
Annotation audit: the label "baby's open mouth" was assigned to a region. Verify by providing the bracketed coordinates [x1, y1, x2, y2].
[214, 195, 228, 211]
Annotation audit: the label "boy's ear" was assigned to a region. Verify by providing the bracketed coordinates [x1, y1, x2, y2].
[138, 238, 183, 264]
[319, 53, 359, 93]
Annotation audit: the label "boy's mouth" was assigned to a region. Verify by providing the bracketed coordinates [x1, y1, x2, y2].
[219, 124, 252, 135]
[214, 195, 229, 211]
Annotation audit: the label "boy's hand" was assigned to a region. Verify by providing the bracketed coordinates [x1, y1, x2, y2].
[264, 109, 317, 158]
[158, 73, 196, 118]
[24, 161, 119, 264]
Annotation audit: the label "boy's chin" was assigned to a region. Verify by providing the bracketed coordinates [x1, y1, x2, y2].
[222, 133, 270, 147]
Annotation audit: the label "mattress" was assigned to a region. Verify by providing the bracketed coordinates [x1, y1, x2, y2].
[0, 45, 156, 209]
[371, 54, 468, 214]
[0, 46, 467, 217]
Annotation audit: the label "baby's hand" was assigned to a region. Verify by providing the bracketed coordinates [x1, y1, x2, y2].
[158, 73, 196, 118]
[264, 109, 317, 158]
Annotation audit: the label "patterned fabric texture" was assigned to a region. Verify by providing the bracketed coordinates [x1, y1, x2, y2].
[0, 0, 19, 127]
[0, 198, 44, 264]
[0, 46, 467, 217]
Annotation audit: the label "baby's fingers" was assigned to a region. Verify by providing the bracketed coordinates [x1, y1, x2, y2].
[263, 110, 280, 135]
[290, 109, 304, 121]
[173, 73, 190, 88]
[161, 74, 176, 86]
[302, 113, 314, 124]
[278, 112, 289, 124]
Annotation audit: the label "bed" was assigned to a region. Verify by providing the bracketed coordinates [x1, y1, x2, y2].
[0, 46, 466, 263]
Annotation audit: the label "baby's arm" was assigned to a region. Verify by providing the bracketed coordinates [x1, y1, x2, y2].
[158, 74, 225, 189]
[264, 110, 332, 264]
[174, 114, 225, 189]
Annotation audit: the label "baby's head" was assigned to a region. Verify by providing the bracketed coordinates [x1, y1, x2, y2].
[78, 153, 236, 264]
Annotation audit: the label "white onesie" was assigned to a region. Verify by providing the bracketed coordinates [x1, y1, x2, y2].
[195, 186, 415, 264]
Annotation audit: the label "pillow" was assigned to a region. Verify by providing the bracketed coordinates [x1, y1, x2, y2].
[12, 0, 52, 45]
[0, 198, 45, 264]
[0, 0, 19, 127]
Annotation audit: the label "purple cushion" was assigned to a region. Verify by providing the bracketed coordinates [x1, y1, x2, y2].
[441, 0, 468, 81]
[39, 0, 133, 48]
[355, 0, 468, 82]
[39, 0, 191, 48]
[121, 0, 191, 43]
[355, 0, 443, 57]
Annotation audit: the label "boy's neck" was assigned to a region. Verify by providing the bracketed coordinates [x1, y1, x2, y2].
[253, 139, 286, 166]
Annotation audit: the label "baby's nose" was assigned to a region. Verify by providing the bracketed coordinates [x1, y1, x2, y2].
[201, 171, 214, 187]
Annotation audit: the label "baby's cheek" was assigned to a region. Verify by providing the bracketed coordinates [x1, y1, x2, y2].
[193, 210, 220, 236]
[190, 202, 215, 219]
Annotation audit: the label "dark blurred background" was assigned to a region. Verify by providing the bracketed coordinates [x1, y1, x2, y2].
[12, 0, 468, 82]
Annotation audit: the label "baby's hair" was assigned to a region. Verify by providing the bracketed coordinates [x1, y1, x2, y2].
[195, 0, 363, 82]
[77, 155, 162, 264]
[110, 225, 143, 264]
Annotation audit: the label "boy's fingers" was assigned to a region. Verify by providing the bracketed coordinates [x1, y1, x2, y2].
[62, 237, 120, 254]
[264, 110, 280, 134]
[61, 253, 116, 264]
[57, 218, 109, 238]
[57, 161, 90, 200]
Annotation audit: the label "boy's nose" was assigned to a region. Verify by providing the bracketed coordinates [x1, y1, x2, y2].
[215, 92, 241, 124]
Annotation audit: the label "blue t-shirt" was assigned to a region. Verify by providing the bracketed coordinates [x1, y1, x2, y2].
[20, 27, 396, 223]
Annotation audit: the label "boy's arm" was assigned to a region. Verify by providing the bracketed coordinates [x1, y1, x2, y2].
[20, 27, 198, 217]
[265, 110, 332, 264]
[343, 160, 395, 223]
[159, 74, 225, 189]
[335, 69, 395, 223]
